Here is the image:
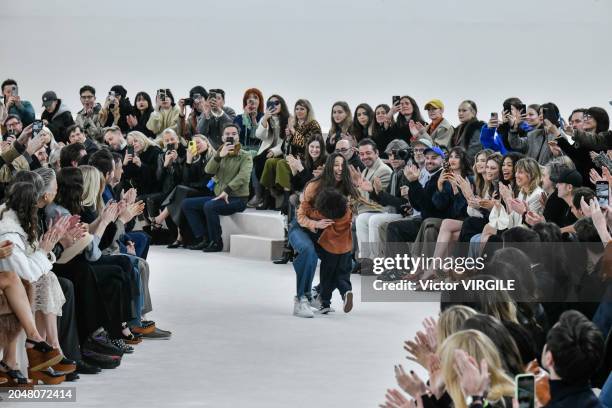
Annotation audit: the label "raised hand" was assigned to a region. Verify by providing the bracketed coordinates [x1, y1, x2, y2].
[453, 349, 490, 397]
[394, 364, 427, 398]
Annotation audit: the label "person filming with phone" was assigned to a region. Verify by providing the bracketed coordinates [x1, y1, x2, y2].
[508, 102, 558, 165]
[146, 88, 180, 140]
[195, 88, 236, 149]
[0, 79, 35, 128]
[181, 123, 252, 252]
[177, 86, 208, 139]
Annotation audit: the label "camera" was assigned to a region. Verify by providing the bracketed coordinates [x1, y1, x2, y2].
[391, 147, 413, 162]
[184, 98, 194, 107]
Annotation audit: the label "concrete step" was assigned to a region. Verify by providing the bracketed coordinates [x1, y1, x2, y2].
[219, 209, 286, 251]
[230, 234, 285, 260]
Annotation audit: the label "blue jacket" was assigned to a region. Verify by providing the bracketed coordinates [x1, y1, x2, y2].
[7, 100, 35, 126]
[480, 121, 533, 155]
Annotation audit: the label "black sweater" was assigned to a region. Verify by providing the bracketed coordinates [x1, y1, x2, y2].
[124, 146, 162, 195]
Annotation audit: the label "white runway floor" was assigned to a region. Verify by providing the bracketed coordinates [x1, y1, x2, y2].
[3, 247, 439, 408]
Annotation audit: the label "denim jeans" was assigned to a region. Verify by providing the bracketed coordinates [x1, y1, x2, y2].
[119, 231, 151, 259]
[124, 254, 144, 328]
[288, 219, 318, 299]
[182, 196, 247, 242]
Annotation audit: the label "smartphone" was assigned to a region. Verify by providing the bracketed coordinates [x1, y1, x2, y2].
[491, 112, 498, 120]
[208, 92, 217, 100]
[518, 103, 527, 114]
[542, 107, 560, 126]
[443, 161, 450, 172]
[108, 91, 116, 109]
[11, 85, 18, 97]
[167, 143, 176, 151]
[392, 95, 401, 106]
[596, 180, 609, 206]
[516, 374, 535, 408]
[226, 136, 235, 145]
[127, 145, 135, 156]
[188, 140, 196, 149]
[184, 98, 194, 107]
[503, 102, 512, 114]
[266, 101, 275, 111]
[158, 89, 166, 101]
[32, 120, 44, 138]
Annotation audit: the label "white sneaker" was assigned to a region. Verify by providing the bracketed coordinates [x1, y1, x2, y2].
[296, 297, 314, 318]
[343, 291, 353, 313]
[293, 296, 300, 316]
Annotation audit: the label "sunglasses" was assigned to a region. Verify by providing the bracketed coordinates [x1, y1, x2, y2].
[268, 100, 280, 106]
[335, 147, 350, 153]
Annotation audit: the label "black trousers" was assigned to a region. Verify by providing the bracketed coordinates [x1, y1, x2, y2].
[317, 247, 352, 308]
[57, 277, 81, 361]
[53, 257, 115, 343]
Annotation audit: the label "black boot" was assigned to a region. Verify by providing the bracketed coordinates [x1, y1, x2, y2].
[273, 244, 294, 264]
[277, 191, 291, 214]
[203, 239, 224, 252]
[256, 190, 273, 211]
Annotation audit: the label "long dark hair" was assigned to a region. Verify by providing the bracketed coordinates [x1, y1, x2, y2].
[56, 167, 84, 215]
[1, 182, 40, 245]
[266, 94, 290, 139]
[373, 104, 394, 137]
[501, 151, 524, 192]
[305, 134, 327, 171]
[312, 153, 359, 200]
[350, 103, 374, 142]
[134, 92, 154, 117]
[395, 95, 426, 127]
[447, 146, 472, 177]
[329, 101, 352, 136]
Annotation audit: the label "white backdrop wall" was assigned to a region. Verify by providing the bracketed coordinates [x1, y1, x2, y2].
[2, 0, 611, 131]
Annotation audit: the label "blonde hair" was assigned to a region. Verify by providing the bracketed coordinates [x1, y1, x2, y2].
[437, 305, 478, 347]
[192, 134, 215, 162]
[127, 130, 158, 152]
[439, 330, 515, 408]
[80, 165, 105, 212]
[515, 157, 541, 195]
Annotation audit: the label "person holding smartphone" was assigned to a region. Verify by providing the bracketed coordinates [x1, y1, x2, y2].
[480, 97, 531, 155]
[508, 102, 558, 165]
[0, 79, 35, 127]
[388, 95, 427, 141]
[98, 85, 133, 134]
[177, 85, 208, 140]
[195, 88, 236, 149]
[146, 88, 180, 140]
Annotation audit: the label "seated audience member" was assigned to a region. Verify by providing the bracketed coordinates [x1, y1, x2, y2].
[542, 310, 605, 407]
[177, 86, 208, 140]
[182, 123, 253, 252]
[99, 85, 132, 134]
[147, 129, 186, 230]
[387, 95, 427, 141]
[159, 135, 215, 249]
[413, 99, 455, 148]
[349, 103, 373, 144]
[124, 131, 163, 199]
[480, 97, 530, 155]
[567, 108, 586, 131]
[451, 100, 485, 161]
[372, 104, 395, 158]
[1, 79, 35, 127]
[75, 85, 103, 142]
[41, 91, 75, 144]
[146, 88, 180, 140]
[248, 94, 289, 208]
[325, 101, 352, 154]
[508, 102, 556, 165]
[103, 125, 128, 156]
[355, 139, 407, 260]
[195, 88, 236, 148]
[67, 124, 99, 156]
[335, 138, 364, 172]
[233, 88, 265, 153]
[260, 99, 321, 213]
[127, 92, 156, 139]
[59, 143, 87, 168]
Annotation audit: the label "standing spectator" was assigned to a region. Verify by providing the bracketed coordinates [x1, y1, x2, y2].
[126, 92, 156, 139]
[372, 104, 395, 158]
[451, 100, 485, 161]
[415, 99, 455, 148]
[349, 103, 374, 143]
[195, 88, 236, 148]
[1, 79, 35, 127]
[98, 85, 133, 134]
[75, 85, 103, 143]
[326, 101, 352, 154]
[177, 86, 208, 140]
[40, 91, 74, 144]
[146, 89, 180, 140]
[182, 123, 252, 252]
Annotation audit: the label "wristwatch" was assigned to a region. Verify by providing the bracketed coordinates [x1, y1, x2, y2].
[465, 395, 484, 406]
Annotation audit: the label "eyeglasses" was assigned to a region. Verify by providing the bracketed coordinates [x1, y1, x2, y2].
[582, 114, 593, 121]
[413, 148, 426, 153]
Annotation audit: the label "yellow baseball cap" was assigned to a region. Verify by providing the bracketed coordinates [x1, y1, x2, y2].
[424, 99, 444, 110]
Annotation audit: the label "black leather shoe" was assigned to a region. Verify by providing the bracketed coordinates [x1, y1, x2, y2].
[272, 248, 294, 264]
[76, 360, 101, 375]
[167, 240, 183, 249]
[202, 240, 223, 252]
[188, 240, 209, 250]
